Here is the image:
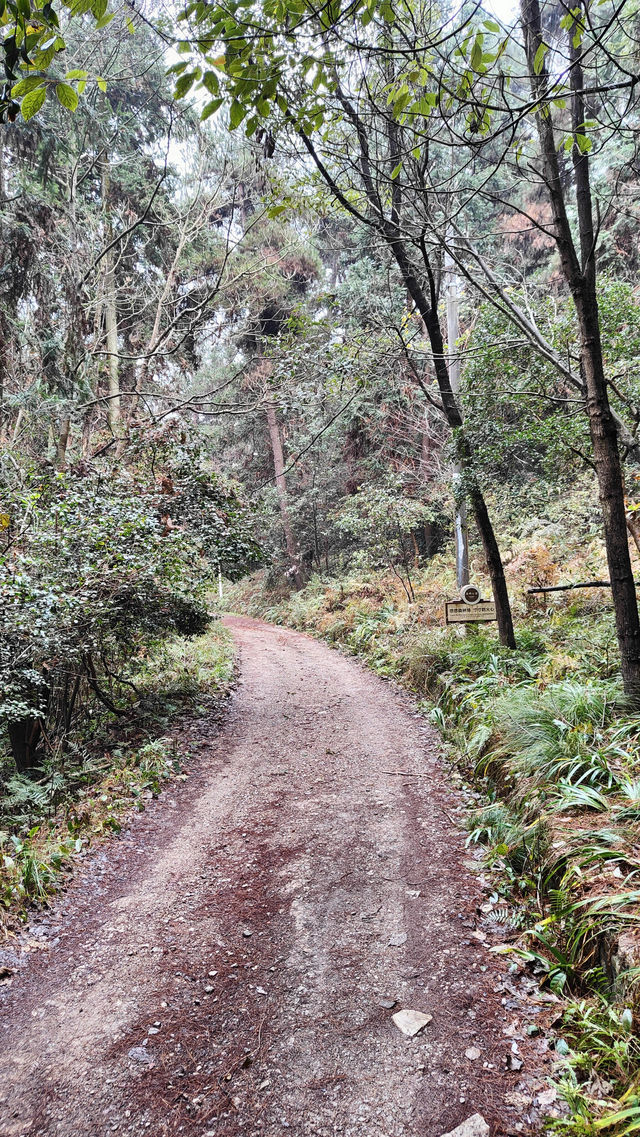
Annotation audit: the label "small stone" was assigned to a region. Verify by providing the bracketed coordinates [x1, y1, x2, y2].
[387, 933, 407, 947]
[465, 1047, 481, 1060]
[537, 1088, 558, 1108]
[440, 1115, 490, 1137]
[128, 1047, 154, 1066]
[392, 1009, 432, 1037]
[378, 997, 397, 1009]
[242, 930, 253, 938]
[204, 985, 214, 993]
[504, 1092, 532, 1109]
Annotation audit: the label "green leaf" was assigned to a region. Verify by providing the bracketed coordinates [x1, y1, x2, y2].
[390, 161, 402, 180]
[126, 16, 135, 32]
[55, 81, 78, 111]
[533, 41, 548, 74]
[96, 75, 107, 92]
[201, 97, 223, 120]
[175, 71, 197, 98]
[20, 84, 46, 119]
[65, 68, 88, 80]
[91, 0, 107, 17]
[470, 33, 483, 71]
[229, 99, 246, 129]
[202, 69, 219, 95]
[11, 76, 45, 97]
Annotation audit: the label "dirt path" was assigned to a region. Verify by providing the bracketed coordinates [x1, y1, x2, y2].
[0, 617, 547, 1137]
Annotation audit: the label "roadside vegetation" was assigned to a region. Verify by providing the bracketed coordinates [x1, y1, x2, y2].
[0, 621, 235, 925]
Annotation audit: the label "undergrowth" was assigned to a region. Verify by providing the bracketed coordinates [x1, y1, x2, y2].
[0, 620, 234, 925]
[226, 567, 640, 1133]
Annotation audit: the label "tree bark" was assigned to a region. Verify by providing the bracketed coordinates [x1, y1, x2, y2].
[56, 413, 71, 471]
[392, 238, 516, 647]
[265, 400, 303, 589]
[8, 717, 42, 774]
[101, 155, 120, 433]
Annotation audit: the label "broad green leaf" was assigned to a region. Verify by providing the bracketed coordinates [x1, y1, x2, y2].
[96, 75, 107, 92]
[533, 41, 548, 74]
[201, 97, 223, 120]
[470, 33, 483, 71]
[65, 69, 88, 80]
[175, 71, 197, 98]
[55, 81, 78, 111]
[229, 99, 246, 129]
[91, 0, 107, 17]
[202, 69, 219, 95]
[11, 75, 45, 97]
[21, 84, 46, 119]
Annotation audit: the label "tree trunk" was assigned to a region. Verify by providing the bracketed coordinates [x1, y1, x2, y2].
[101, 155, 120, 433]
[627, 513, 640, 557]
[393, 239, 516, 647]
[56, 414, 71, 471]
[577, 288, 640, 696]
[520, 0, 640, 699]
[298, 123, 515, 644]
[8, 718, 42, 774]
[265, 401, 303, 589]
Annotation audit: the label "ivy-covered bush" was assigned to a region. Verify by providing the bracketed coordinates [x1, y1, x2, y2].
[0, 443, 261, 773]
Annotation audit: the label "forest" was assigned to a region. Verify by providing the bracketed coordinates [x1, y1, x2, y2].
[2, 0, 640, 1133]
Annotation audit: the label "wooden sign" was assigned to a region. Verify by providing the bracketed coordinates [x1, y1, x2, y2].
[445, 599, 497, 624]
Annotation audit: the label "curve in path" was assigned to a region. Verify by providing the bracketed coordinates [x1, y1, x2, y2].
[0, 617, 539, 1137]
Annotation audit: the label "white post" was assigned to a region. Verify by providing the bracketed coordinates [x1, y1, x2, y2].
[218, 564, 223, 601]
[445, 234, 470, 591]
